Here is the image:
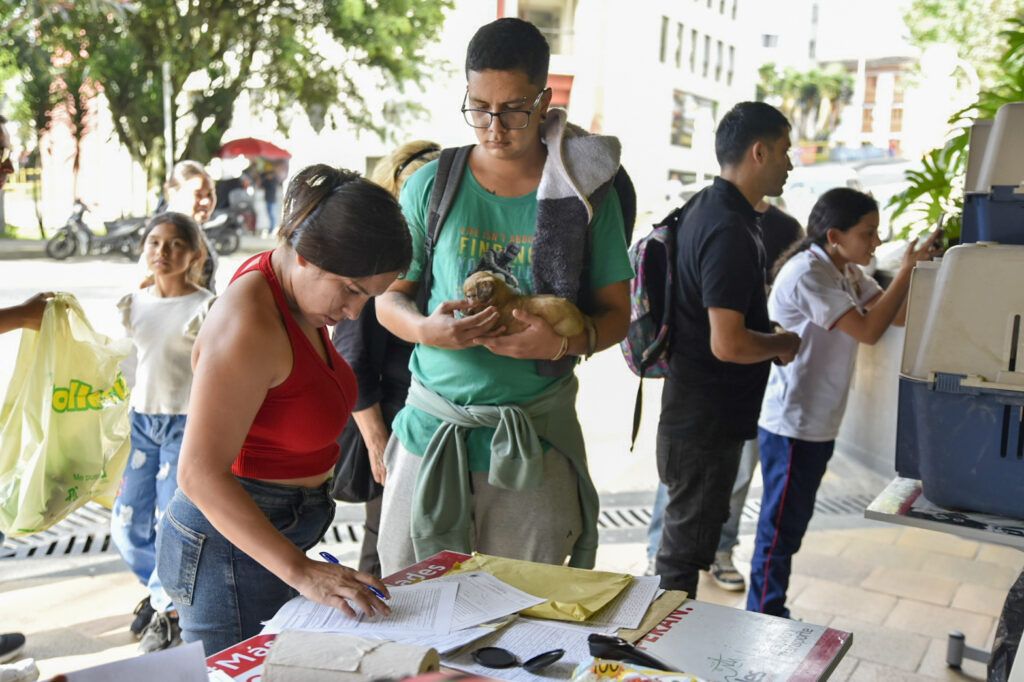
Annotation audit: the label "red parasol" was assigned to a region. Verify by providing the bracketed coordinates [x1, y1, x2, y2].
[216, 137, 292, 160]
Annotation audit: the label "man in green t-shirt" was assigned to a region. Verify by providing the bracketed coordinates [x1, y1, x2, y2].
[375, 17, 633, 574]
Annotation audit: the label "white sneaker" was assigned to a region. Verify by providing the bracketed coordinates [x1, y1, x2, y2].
[0, 659, 39, 682]
[709, 551, 746, 592]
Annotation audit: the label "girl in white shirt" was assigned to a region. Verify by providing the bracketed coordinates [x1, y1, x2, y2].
[113, 213, 215, 650]
[747, 188, 939, 617]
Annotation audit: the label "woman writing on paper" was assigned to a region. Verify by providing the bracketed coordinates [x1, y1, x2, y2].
[158, 166, 411, 653]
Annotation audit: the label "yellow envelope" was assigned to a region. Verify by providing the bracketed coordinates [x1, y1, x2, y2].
[450, 553, 633, 622]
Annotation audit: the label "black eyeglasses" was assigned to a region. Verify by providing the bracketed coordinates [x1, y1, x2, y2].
[461, 89, 548, 130]
[471, 645, 565, 673]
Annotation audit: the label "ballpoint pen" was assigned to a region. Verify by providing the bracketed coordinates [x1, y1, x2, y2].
[319, 550, 390, 601]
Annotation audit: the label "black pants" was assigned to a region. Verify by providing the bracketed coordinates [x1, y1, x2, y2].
[654, 431, 743, 596]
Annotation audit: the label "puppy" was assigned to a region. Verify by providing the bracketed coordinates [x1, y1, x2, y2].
[462, 270, 586, 337]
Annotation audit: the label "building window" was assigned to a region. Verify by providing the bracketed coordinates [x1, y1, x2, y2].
[671, 90, 717, 148]
[702, 35, 711, 77]
[519, 0, 575, 55]
[715, 40, 724, 81]
[727, 45, 735, 85]
[893, 75, 905, 104]
[669, 170, 699, 185]
[762, 34, 778, 48]
[890, 107, 904, 132]
[690, 29, 698, 71]
[732, 0, 738, 20]
[864, 75, 878, 104]
[811, 2, 819, 24]
[808, 39, 816, 59]
[659, 15, 669, 63]
[861, 107, 874, 133]
[675, 23, 685, 68]
[719, 0, 726, 12]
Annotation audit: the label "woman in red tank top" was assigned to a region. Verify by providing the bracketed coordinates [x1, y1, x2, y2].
[156, 165, 412, 653]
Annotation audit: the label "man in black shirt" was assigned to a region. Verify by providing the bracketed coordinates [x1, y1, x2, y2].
[655, 101, 801, 596]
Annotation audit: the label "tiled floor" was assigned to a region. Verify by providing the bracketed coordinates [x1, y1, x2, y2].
[1, 522, 1020, 679]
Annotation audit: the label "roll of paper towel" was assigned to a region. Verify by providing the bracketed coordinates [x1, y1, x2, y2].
[263, 631, 441, 682]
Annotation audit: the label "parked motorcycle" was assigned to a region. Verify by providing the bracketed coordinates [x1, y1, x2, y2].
[45, 201, 147, 260]
[203, 209, 243, 256]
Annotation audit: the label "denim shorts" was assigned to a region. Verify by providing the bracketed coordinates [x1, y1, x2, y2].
[157, 477, 335, 655]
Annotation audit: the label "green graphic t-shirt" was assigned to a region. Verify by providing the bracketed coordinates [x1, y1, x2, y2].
[393, 158, 634, 471]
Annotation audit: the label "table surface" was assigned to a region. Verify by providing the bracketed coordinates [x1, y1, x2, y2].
[865, 477, 1024, 550]
[206, 550, 852, 682]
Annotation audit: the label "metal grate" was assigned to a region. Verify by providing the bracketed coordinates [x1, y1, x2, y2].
[2, 493, 878, 561]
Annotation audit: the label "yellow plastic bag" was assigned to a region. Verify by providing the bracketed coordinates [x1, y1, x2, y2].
[450, 553, 633, 622]
[0, 293, 133, 536]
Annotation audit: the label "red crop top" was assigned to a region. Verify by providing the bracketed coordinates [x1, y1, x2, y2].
[229, 251, 358, 479]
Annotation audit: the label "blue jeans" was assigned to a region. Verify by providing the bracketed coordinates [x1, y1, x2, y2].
[266, 201, 279, 232]
[111, 411, 186, 612]
[157, 477, 335, 655]
[746, 428, 834, 617]
[647, 438, 758, 562]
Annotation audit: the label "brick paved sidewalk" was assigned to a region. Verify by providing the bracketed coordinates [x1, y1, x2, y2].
[2, 515, 1018, 680]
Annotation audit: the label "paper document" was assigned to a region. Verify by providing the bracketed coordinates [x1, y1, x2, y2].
[588, 575, 661, 630]
[263, 581, 458, 636]
[444, 618, 592, 682]
[403, 624, 505, 655]
[451, 553, 632, 622]
[435, 571, 547, 630]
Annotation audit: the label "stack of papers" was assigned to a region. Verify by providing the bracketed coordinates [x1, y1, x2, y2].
[261, 571, 546, 654]
[442, 575, 664, 681]
[261, 561, 665, 681]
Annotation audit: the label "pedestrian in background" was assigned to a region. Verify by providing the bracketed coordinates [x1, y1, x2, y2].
[261, 165, 282, 236]
[113, 212, 215, 652]
[161, 161, 218, 293]
[330, 140, 440, 577]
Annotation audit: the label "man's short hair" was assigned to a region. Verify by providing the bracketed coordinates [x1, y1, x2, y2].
[715, 102, 790, 167]
[0, 114, 7, 125]
[465, 18, 550, 89]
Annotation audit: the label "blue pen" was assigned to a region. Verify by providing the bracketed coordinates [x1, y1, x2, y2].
[319, 551, 389, 601]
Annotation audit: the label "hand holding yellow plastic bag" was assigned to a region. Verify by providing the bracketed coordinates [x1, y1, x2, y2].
[0, 293, 133, 536]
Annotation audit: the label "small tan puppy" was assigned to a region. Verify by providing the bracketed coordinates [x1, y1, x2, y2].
[462, 270, 586, 337]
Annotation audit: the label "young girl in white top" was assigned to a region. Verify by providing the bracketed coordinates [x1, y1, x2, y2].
[747, 188, 939, 617]
[113, 213, 215, 651]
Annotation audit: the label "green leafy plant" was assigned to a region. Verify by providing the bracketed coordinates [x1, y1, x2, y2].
[890, 14, 1024, 241]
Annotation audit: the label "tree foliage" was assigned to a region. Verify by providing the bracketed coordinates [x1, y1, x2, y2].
[904, 0, 1024, 87]
[757, 63, 854, 142]
[889, 14, 1024, 240]
[1, 0, 452, 186]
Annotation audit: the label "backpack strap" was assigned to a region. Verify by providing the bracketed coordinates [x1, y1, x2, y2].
[415, 145, 473, 315]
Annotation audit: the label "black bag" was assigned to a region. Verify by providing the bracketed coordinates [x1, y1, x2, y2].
[329, 400, 403, 503]
[329, 420, 382, 503]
